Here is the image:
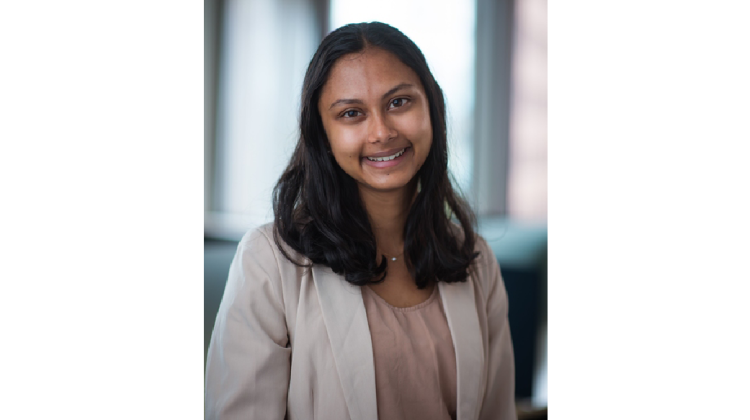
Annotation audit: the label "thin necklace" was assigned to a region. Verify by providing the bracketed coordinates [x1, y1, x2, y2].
[381, 250, 404, 262]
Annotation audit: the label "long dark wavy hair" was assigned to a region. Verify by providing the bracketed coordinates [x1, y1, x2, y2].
[273, 22, 478, 289]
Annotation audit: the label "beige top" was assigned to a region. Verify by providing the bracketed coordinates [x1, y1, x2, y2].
[362, 284, 458, 420]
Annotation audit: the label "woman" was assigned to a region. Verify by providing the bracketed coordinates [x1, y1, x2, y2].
[205, 22, 516, 420]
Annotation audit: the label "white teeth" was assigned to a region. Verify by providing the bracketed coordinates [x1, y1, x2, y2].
[366, 148, 406, 162]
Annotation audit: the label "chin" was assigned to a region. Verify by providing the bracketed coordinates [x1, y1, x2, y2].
[360, 175, 418, 193]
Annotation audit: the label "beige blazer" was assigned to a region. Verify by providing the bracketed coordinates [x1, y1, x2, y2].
[205, 223, 516, 420]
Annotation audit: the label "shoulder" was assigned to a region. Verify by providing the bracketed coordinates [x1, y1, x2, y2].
[232, 224, 279, 278]
[473, 234, 495, 268]
[228, 223, 309, 310]
[447, 221, 495, 269]
[471, 233, 508, 304]
[235, 222, 311, 283]
[237, 223, 308, 267]
[445, 222, 499, 290]
[223, 224, 280, 299]
[237, 223, 274, 253]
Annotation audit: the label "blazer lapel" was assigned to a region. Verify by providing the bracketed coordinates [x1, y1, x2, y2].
[439, 280, 485, 420]
[312, 266, 378, 420]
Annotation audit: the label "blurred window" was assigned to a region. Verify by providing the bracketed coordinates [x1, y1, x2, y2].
[508, 0, 547, 222]
[206, 0, 323, 238]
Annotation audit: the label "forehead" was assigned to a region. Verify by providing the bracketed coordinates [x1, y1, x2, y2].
[320, 47, 422, 101]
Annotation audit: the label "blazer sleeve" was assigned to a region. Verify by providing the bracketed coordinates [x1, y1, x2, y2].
[205, 228, 291, 420]
[477, 238, 517, 420]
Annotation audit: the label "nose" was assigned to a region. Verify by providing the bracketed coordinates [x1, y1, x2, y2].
[367, 112, 397, 144]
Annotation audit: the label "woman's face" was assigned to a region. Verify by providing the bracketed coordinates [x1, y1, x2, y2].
[318, 47, 433, 193]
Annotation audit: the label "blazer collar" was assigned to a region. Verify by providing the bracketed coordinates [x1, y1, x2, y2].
[313, 265, 378, 420]
[313, 265, 484, 420]
[439, 280, 485, 420]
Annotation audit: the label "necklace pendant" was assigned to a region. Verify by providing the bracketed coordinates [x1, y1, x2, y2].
[391, 257, 397, 261]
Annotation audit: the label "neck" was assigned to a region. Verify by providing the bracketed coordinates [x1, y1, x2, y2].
[359, 180, 418, 255]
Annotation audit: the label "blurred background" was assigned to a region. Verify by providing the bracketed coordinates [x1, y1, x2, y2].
[204, 0, 547, 416]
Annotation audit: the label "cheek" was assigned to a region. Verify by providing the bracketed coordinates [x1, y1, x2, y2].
[328, 130, 364, 164]
[419, 131, 433, 167]
[396, 114, 433, 150]
[321, 114, 356, 151]
[411, 121, 433, 167]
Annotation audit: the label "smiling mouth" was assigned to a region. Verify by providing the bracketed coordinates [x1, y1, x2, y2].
[366, 148, 406, 162]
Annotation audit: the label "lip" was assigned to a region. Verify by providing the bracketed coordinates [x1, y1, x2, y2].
[365, 147, 409, 158]
[362, 146, 411, 169]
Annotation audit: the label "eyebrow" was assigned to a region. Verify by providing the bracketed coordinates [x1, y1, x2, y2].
[327, 83, 415, 110]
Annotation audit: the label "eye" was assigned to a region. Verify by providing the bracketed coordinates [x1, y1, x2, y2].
[389, 97, 409, 109]
[341, 110, 361, 118]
